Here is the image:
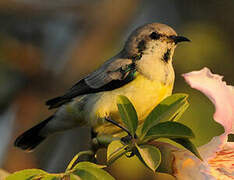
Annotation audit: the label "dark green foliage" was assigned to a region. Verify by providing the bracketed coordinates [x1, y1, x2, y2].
[106, 94, 201, 174]
[116, 95, 138, 136]
[6, 153, 114, 180]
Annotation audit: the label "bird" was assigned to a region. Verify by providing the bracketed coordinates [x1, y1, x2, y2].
[14, 23, 190, 151]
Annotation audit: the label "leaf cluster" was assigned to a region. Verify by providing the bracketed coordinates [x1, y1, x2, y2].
[6, 151, 114, 180]
[107, 94, 201, 172]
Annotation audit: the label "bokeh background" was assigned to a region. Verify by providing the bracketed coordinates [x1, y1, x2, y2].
[0, 0, 233, 179]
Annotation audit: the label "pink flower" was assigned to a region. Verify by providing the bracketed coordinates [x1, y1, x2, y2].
[172, 68, 234, 180]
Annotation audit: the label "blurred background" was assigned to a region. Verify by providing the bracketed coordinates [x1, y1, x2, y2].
[0, 0, 233, 179]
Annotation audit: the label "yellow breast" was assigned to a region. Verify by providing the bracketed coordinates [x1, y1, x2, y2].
[90, 73, 174, 134]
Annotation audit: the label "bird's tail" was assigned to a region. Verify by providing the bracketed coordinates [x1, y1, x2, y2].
[14, 116, 53, 152]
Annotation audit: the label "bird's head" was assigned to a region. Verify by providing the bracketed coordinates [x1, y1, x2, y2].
[124, 23, 190, 63]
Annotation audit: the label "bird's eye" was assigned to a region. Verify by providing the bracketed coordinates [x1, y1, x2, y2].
[149, 32, 160, 40]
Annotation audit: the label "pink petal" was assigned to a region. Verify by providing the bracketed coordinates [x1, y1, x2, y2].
[182, 68, 234, 159]
[208, 143, 234, 179]
[171, 67, 234, 179]
[182, 68, 234, 160]
[172, 150, 216, 180]
[182, 67, 234, 136]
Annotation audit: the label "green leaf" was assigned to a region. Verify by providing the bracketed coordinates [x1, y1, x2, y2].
[72, 162, 115, 180]
[170, 138, 202, 160]
[74, 170, 97, 180]
[107, 140, 128, 165]
[154, 172, 176, 180]
[228, 134, 234, 142]
[95, 135, 120, 148]
[41, 175, 60, 180]
[155, 144, 174, 175]
[66, 151, 94, 171]
[144, 122, 195, 141]
[171, 100, 189, 121]
[141, 93, 189, 138]
[73, 162, 106, 170]
[5, 169, 46, 180]
[70, 174, 82, 180]
[136, 144, 161, 171]
[117, 95, 138, 136]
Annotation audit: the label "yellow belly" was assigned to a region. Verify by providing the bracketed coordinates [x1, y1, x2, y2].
[89, 73, 174, 135]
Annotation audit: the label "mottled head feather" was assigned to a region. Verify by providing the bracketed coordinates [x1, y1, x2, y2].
[124, 23, 177, 57]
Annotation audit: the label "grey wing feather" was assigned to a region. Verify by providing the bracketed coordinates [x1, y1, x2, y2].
[46, 57, 134, 109]
[84, 58, 133, 88]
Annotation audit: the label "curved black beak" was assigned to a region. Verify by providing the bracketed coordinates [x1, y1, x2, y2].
[169, 35, 191, 44]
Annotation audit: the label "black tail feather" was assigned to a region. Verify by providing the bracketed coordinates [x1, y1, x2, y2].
[14, 116, 53, 151]
[46, 96, 70, 109]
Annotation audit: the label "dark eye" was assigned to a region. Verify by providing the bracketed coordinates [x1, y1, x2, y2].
[149, 32, 160, 40]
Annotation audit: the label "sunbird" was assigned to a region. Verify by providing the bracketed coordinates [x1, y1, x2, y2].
[15, 23, 190, 151]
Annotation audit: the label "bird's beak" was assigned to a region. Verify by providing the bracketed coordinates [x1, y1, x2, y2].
[170, 35, 191, 44]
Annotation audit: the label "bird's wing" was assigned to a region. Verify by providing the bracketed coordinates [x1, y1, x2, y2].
[46, 58, 136, 109]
